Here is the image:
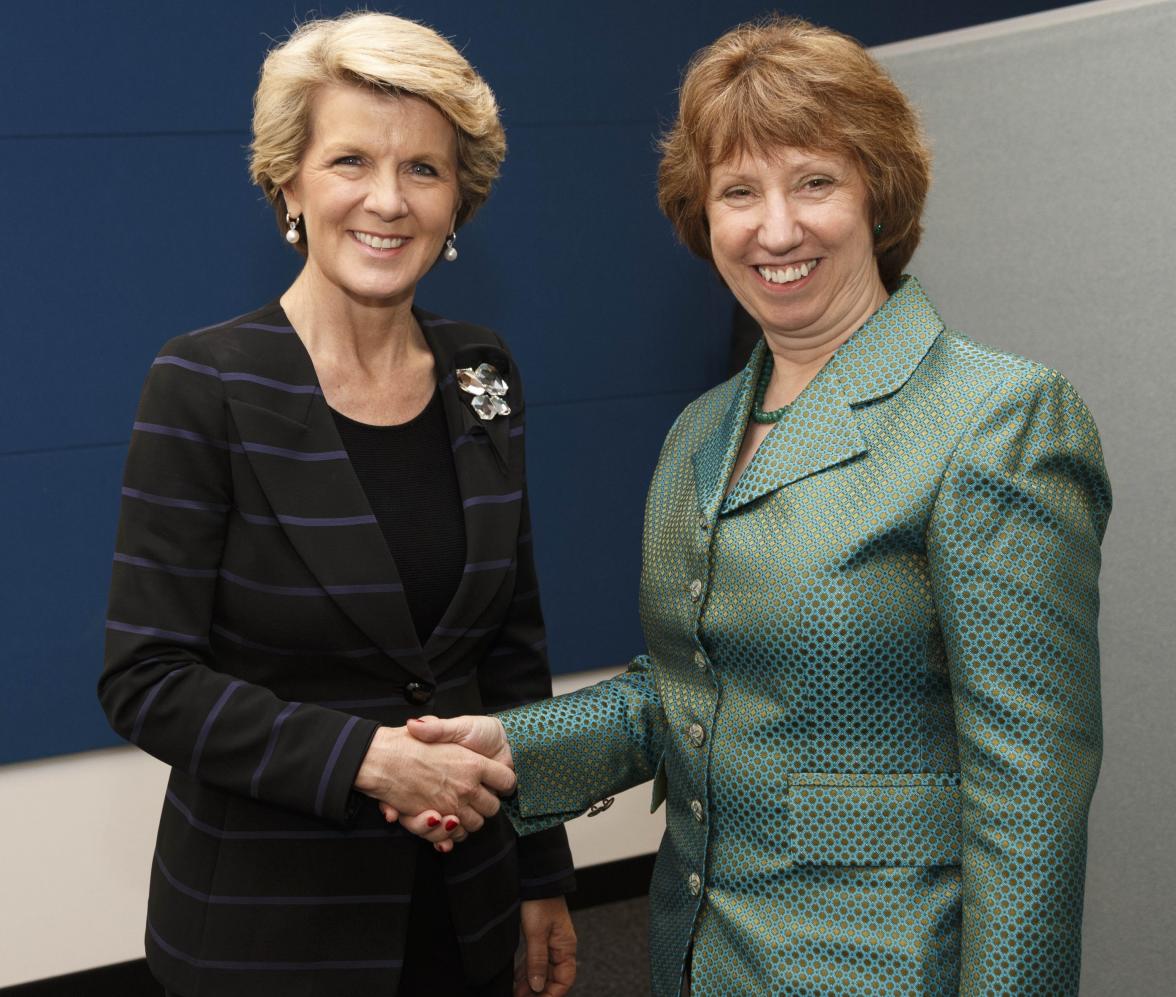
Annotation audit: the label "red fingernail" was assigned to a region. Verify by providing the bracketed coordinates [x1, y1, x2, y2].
[427, 816, 440, 827]
[445, 819, 458, 831]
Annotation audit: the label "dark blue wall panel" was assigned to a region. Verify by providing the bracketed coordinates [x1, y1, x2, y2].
[0, 0, 1078, 763]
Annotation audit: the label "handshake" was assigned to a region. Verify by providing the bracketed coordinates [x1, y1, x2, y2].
[353, 714, 514, 850]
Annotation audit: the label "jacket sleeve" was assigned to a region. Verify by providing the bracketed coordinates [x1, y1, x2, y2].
[497, 653, 668, 836]
[927, 365, 1111, 996]
[98, 333, 378, 824]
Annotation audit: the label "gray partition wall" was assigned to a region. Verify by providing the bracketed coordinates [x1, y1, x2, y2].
[875, 2, 1176, 992]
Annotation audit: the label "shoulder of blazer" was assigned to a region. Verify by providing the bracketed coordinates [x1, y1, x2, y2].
[148, 303, 320, 427]
[151, 302, 306, 391]
[416, 308, 528, 417]
[416, 307, 505, 352]
[924, 327, 1084, 418]
[161, 301, 292, 353]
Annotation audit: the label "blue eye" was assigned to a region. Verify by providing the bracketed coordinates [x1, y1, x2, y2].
[409, 162, 439, 177]
[334, 155, 363, 167]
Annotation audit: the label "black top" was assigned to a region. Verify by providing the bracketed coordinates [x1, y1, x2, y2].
[331, 388, 466, 644]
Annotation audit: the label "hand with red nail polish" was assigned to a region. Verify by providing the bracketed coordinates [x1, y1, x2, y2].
[354, 723, 515, 840]
[396, 809, 464, 844]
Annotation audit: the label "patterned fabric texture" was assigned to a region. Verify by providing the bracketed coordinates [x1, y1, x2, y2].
[501, 277, 1110, 996]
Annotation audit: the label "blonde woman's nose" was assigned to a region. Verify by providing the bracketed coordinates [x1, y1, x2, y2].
[364, 170, 409, 219]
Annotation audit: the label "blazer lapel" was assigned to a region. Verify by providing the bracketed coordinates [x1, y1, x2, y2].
[692, 344, 760, 518]
[223, 310, 431, 681]
[418, 318, 521, 662]
[721, 359, 867, 514]
[704, 276, 944, 516]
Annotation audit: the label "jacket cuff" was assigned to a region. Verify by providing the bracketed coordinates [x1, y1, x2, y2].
[517, 825, 577, 899]
[322, 718, 381, 826]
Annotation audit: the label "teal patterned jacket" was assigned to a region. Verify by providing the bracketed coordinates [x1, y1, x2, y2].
[501, 277, 1110, 996]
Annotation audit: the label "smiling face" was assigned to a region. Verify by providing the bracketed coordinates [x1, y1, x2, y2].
[281, 84, 460, 309]
[706, 146, 888, 350]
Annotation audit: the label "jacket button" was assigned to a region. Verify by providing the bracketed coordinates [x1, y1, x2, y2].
[687, 723, 705, 747]
[690, 799, 704, 823]
[698, 514, 709, 532]
[687, 872, 702, 897]
[404, 681, 433, 705]
[693, 650, 708, 671]
[688, 579, 703, 601]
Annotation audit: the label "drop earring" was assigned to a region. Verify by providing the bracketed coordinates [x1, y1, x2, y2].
[443, 232, 458, 262]
[285, 213, 301, 244]
[873, 222, 884, 237]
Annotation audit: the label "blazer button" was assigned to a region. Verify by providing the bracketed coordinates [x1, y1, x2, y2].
[687, 579, 703, 602]
[690, 798, 704, 823]
[404, 681, 434, 706]
[687, 723, 705, 747]
[687, 872, 702, 897]
[693, 650, 708, 671]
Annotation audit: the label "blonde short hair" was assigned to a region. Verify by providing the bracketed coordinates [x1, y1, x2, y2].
[250, 12, 506, 252]
[658, 16, 932, 292]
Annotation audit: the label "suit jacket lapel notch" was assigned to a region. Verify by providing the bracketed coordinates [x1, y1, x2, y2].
[703, 277, 944, 515]
[827, 275, 945, 406]
[720, 352, 867, 514]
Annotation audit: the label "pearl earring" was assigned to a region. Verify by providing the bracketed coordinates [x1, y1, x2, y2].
[285, 213, 301, 244]
[443, 233, 458, 262]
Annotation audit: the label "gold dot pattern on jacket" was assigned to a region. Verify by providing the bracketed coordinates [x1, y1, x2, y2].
[500, 277, 1110, 997]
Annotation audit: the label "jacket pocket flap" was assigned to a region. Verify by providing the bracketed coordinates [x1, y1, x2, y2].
[788, 772, 961, 867]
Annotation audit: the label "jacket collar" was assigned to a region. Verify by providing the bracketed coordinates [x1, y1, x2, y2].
[824, 275, 945, 405]
[693, 276, 944, 515]
[219, 303, 517, 679]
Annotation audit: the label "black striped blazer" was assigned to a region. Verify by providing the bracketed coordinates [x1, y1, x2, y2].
[99, 301, 574, 997]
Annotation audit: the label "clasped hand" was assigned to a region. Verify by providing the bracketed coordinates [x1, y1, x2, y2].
[355, 714, 512, 849]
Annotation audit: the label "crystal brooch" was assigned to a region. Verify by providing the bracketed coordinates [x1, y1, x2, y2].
[455, 362, 511, 421]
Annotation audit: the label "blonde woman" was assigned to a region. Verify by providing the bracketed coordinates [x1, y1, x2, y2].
[100, 13, 575, 996]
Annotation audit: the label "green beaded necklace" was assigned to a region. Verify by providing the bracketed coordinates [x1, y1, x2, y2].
[751, 352, 788, 424]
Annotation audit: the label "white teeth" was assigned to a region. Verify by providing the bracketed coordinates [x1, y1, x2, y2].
[353, 231, 406, 249]
[758, 260, 816, 284]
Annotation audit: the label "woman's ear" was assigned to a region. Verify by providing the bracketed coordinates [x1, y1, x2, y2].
[281, 183, 302, 219]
